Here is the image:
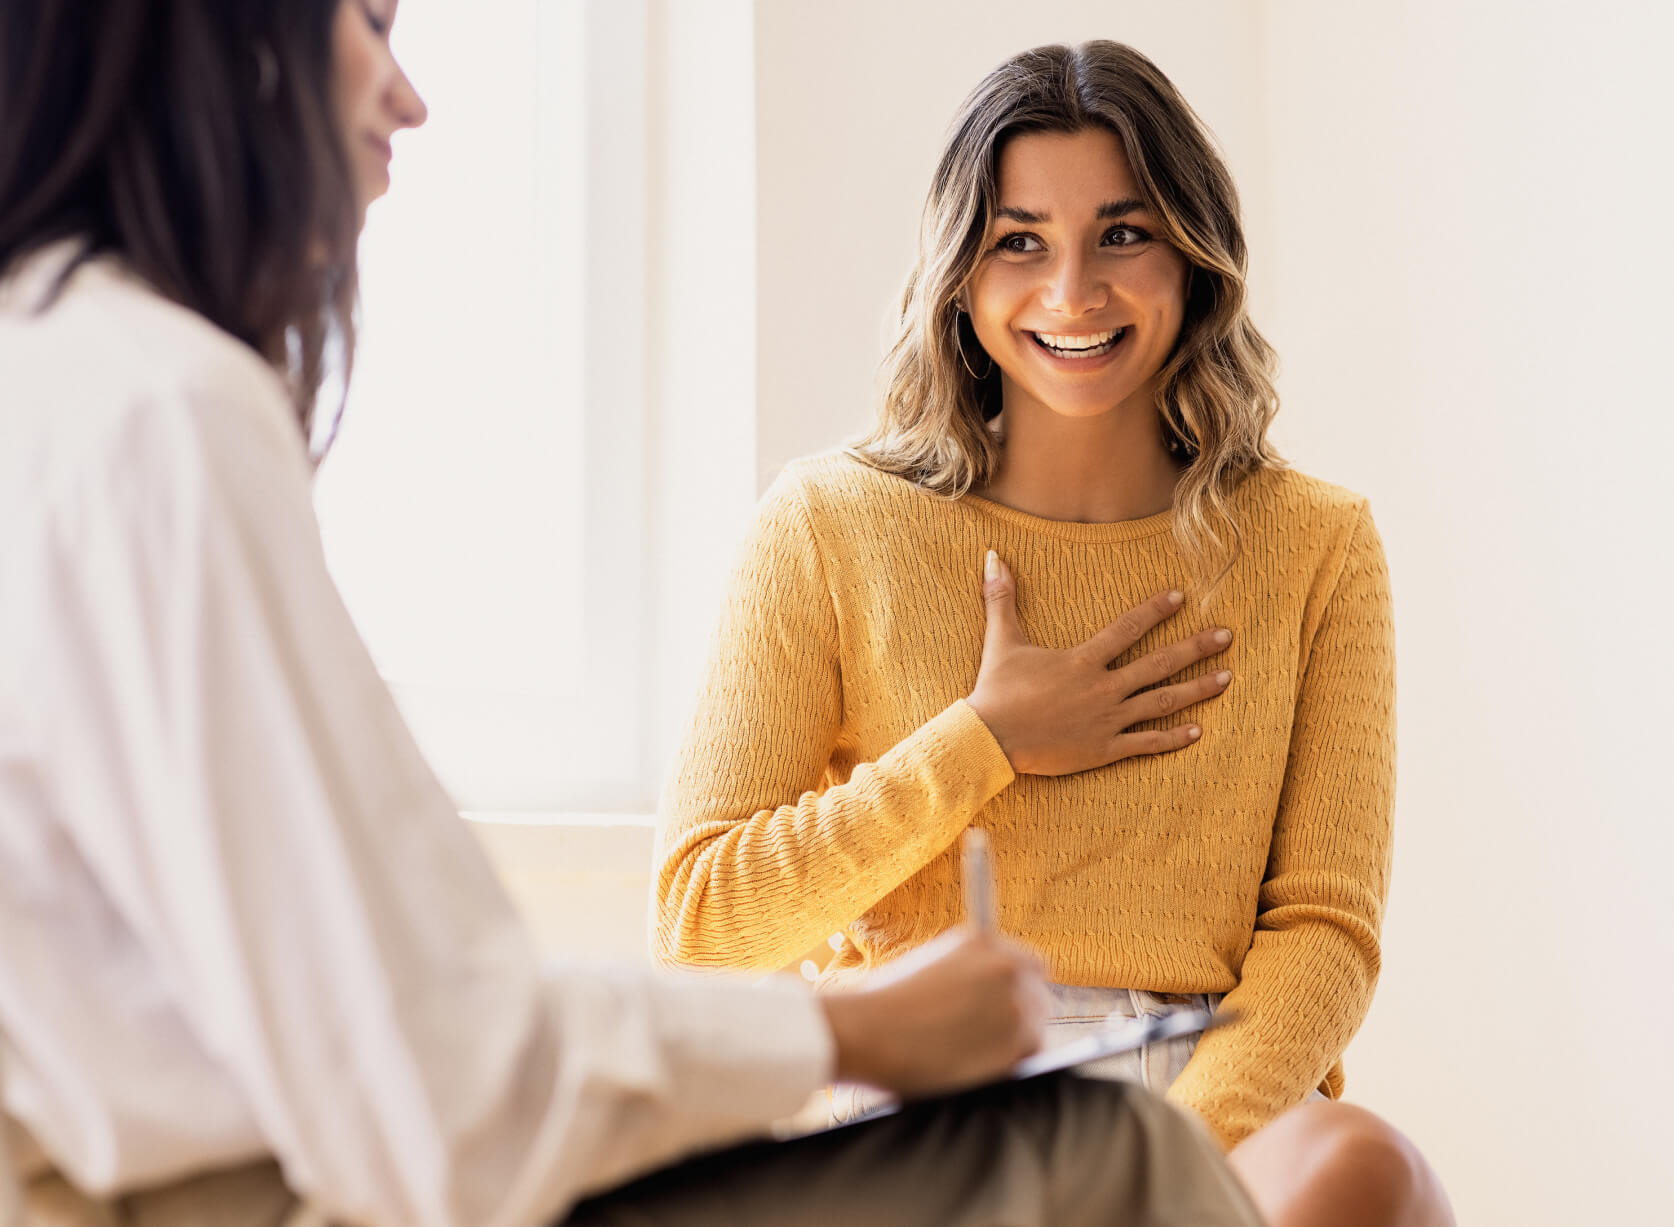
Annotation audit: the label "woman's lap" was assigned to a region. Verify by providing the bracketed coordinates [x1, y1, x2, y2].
[832, 983, 1250, 1125]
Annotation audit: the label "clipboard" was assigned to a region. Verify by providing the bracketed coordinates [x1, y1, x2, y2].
[1009, 1005, 1232, 1079]
[806, 1005, 1239, 1135]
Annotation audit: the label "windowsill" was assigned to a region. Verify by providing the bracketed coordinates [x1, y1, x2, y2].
[467, 812, 657, 965]
[468, 809, 838, 984]
[463, 810, 656, 828]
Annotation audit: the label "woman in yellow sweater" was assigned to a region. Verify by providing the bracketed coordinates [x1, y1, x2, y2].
[655, 41, 1451, 1225]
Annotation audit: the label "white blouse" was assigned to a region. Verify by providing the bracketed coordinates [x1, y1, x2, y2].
[0, 244, 832, 1227]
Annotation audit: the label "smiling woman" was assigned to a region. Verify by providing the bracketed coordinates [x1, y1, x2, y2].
[654, 39, 1454, 1227]
[854, 41, 1282, 587]
[962, 128, 1191, 528]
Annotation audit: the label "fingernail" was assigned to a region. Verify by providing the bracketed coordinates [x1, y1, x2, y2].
[1167, 590, 1185, 606]
[1213, 628, 1232, 645]
[1215, 670, 1232, 685]
[985, 549, 1000, 582]
[1187, 726, 1202, 740]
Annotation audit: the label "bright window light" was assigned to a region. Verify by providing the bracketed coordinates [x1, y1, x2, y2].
[316, 1, 642, 811]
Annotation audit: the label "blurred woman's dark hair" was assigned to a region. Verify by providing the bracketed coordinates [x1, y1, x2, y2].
[0, 0, 358, 447]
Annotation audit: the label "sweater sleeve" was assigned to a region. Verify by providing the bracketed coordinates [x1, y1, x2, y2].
[1166, 502, 1397, 1148]
[652, 471, 1015, 972]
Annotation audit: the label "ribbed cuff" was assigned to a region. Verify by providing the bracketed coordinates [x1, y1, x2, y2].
[909, 698, 1016, 800]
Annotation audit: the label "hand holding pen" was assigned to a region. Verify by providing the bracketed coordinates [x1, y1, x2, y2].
[819, 826, 1052, 1096]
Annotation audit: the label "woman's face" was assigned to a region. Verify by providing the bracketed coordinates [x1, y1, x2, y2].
[965, 126, 1189, 424]
[333, 0, 427, 225]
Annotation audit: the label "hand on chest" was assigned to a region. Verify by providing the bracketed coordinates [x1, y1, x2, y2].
[835, 540, 1303, 772]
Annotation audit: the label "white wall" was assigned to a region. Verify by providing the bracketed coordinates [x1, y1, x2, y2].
[739, 3, 1674, 1223]
[1260, 3, 1674, 1222]
[643, 0, 763, 773]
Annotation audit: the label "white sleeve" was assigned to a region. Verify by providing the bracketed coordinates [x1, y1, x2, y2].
[31, 381, 831, 1227]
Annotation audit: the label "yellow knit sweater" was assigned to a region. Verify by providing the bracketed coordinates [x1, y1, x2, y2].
[653, 452, 1395, 1148]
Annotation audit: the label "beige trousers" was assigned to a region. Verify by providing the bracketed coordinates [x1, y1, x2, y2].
[23, 1075, 1263, 1227]
[22, 1160, 312, 1227]
[566, 1075, 1262, 1227]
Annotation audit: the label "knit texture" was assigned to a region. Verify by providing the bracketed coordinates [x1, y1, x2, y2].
[653, 451, 1396, 1148]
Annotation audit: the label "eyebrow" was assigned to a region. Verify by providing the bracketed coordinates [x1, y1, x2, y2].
[994, 198, 1151, 225]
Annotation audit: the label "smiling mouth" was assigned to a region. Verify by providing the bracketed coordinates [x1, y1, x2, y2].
[1029, 327, 1126, 359]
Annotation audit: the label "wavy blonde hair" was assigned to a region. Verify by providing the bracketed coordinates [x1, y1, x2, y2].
[851, 40, 1283, 585]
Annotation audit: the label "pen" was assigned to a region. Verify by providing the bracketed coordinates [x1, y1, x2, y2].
[962, 827, 996, 933]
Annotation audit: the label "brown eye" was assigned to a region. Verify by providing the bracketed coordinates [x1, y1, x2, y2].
[1103, 225, 1150, 248]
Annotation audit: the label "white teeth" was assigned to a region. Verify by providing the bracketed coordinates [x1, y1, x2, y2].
[1033, 327, 1124, 356]
[1036, 329, 1116, 349]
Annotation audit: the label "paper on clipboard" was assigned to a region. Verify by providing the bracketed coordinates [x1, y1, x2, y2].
[801, 1007, 1239, 1137]
[1007, 1006, 1228, 1080]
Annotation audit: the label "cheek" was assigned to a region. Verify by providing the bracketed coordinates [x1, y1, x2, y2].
[1163, 256, 1191, 323]
[1125, 257, 1188, 339]
[968, 266, 1031, 345]
[331, 11, 379, 121]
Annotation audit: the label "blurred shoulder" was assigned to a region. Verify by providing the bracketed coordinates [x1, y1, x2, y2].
[0, 243, 304, 497]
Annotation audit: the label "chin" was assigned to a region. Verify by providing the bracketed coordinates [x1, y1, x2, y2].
[354, 162, 390, 211]
[1025, 387, 1138, 421]
[353, 181, 387, 223]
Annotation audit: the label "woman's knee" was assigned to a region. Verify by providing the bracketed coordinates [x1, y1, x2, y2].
[1306, 1104, 1421, 1196]
[1231, 1102, 1453, 1227]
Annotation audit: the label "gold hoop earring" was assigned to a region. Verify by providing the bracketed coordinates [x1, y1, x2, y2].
[1162, 415, 1198, 460]
[954, 315, 994, 381]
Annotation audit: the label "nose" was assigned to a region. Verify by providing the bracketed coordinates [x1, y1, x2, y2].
[1041, 249, 1108, 317]
[389, 62, 428, 130]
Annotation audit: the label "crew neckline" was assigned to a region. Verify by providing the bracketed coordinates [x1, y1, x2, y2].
[955, 489, 1177, 544]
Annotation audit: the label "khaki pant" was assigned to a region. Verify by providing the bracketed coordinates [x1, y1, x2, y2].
[22, 1161, 310, 1227]
[24, 1075, 1263, 1227]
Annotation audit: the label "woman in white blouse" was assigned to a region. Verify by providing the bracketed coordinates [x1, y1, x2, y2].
[0, 2, 1265, 1225]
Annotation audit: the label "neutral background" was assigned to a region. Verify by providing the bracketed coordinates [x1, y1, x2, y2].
[332, 2, 1674, 1224]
